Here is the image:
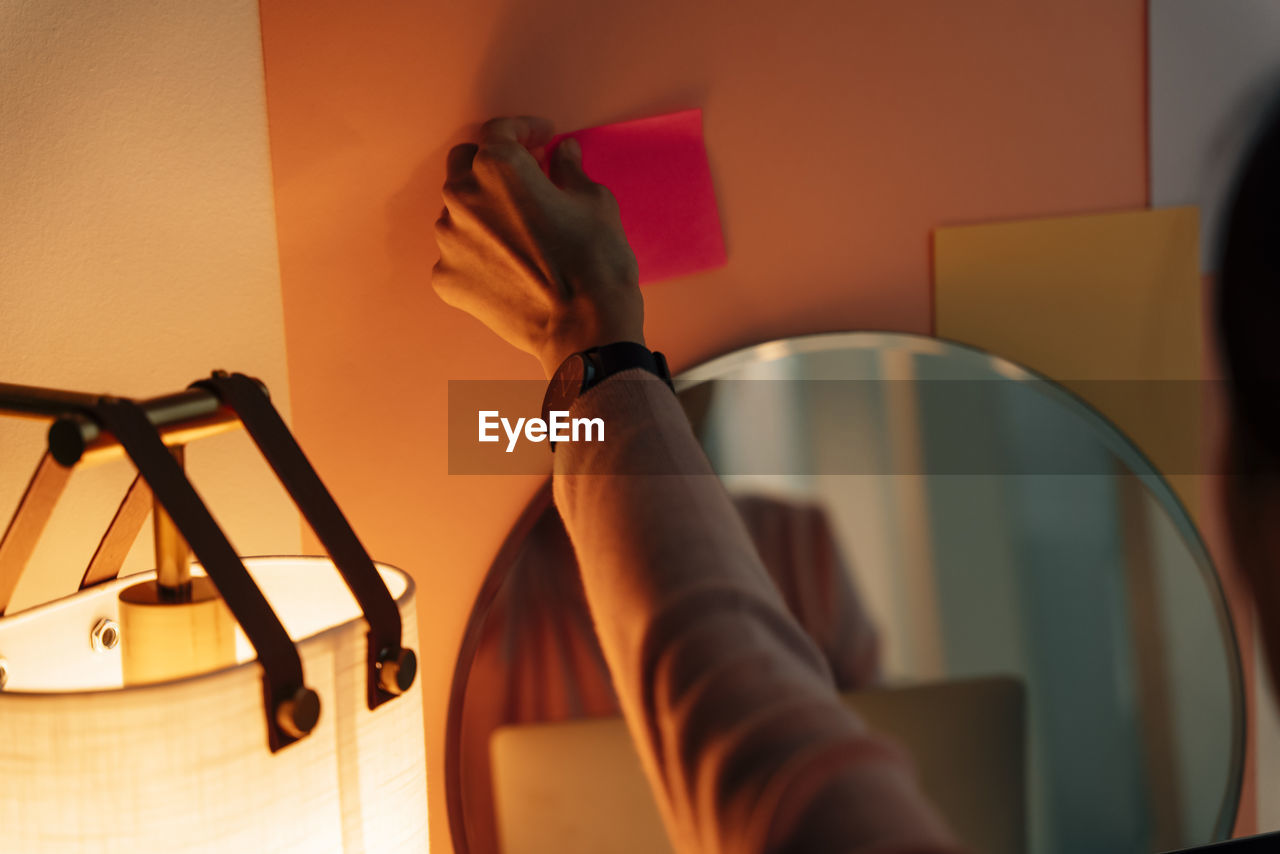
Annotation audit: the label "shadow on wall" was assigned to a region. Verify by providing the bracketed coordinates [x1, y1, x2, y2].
[469, 0, 712, 128]
[386, 0, 715, 290]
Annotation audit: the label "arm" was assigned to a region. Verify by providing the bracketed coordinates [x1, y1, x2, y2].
[433, 116, 960, 853]
[554, 371, 957, 853]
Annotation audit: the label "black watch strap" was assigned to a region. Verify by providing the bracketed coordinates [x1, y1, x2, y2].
[583, 342, 673, 394]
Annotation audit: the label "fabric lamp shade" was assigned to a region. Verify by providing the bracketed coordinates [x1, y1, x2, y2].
[0, 556, 428, 853]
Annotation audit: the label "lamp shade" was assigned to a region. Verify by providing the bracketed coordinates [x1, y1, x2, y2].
[0, 557, 428, 853]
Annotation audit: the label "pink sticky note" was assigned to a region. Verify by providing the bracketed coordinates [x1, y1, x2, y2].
[549, 109, 727, 285]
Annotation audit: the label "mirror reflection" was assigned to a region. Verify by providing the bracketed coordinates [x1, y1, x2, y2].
[450, 332, 1241, 854]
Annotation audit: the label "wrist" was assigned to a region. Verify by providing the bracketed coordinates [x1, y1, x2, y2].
[540, 317, 645, 378]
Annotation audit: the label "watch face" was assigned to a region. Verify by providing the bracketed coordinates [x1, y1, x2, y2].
[544, 354, 587, 415]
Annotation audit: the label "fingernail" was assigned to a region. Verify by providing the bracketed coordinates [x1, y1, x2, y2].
[563, 137, 581, 158]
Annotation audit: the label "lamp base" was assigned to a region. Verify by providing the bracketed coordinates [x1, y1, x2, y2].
[118, 577, 236, 685]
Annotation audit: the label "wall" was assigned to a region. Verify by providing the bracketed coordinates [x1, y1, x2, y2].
[255, 2, 1155, 851]
[0, 1, 299, 608]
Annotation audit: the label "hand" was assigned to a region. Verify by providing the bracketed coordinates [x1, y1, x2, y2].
[432, 116, 644, 378]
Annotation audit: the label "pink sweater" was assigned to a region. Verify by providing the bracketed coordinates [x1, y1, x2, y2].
[553, 370, 965, 854]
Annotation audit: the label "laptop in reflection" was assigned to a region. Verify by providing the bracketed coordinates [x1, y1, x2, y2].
[490, 676, 1026, 854]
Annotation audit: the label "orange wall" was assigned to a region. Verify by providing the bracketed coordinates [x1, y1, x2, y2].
[257, 2, 1150, 850]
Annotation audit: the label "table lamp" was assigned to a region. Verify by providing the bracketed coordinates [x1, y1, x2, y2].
[0, 373, 428, 852]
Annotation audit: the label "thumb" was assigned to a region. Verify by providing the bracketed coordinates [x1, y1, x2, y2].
[550, 137, 596, 195]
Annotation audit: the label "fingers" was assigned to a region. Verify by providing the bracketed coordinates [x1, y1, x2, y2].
[478, 116, 555, 148]
[445, 143, 479, 184]
[471, 116, 557, 196]
[444, 116, 597, 213]
[549, 137, 595, 194]
[471, 144, 557, 206]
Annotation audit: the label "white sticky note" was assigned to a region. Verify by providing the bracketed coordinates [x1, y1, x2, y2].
[1150, 0, 1280, 272]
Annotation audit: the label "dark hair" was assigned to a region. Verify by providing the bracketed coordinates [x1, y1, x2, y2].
[1218, 100, 1280, 462]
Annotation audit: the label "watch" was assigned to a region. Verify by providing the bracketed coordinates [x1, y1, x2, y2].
[540, 342, 674, 447]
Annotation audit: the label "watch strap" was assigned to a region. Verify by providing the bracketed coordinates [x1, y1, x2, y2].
[582, 341, 673, 394]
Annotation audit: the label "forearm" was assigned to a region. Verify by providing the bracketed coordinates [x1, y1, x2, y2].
[553, 370, 960, 854]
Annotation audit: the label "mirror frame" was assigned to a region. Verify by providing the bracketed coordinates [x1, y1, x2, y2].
[444, 331, 1247, 853]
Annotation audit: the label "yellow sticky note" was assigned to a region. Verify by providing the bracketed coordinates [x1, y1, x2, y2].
[934, 206, 1203, 512]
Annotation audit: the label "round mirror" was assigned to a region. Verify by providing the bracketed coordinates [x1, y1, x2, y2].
[447, 332, 1243, 854]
